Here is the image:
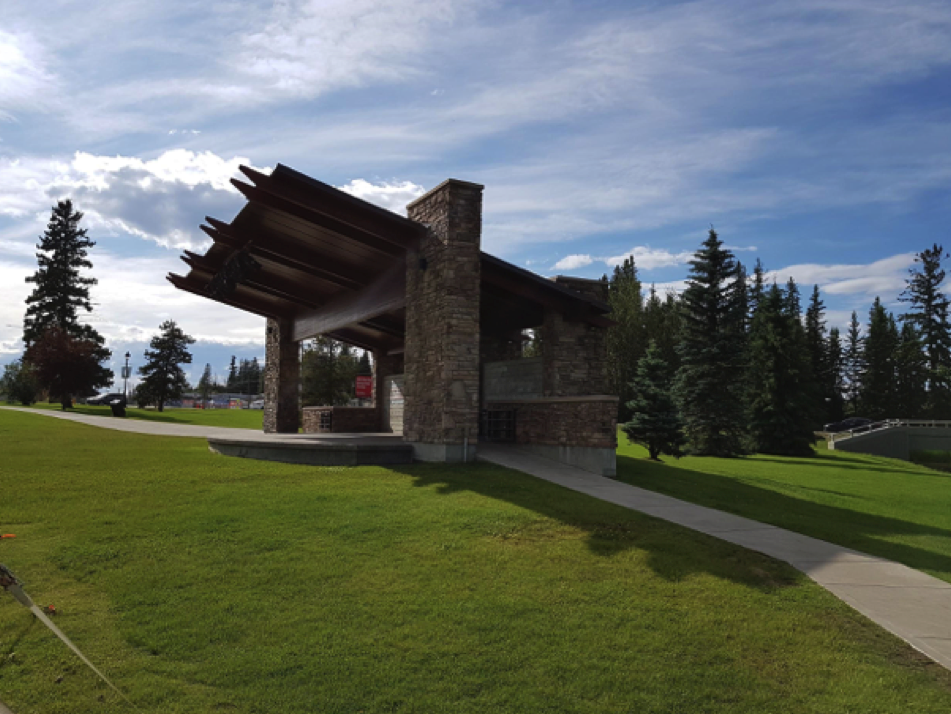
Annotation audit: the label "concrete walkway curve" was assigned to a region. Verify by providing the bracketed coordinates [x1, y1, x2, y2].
[4, 408, 951, 671]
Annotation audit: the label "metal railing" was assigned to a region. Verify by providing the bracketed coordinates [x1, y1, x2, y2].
[828, 419, 951, 443]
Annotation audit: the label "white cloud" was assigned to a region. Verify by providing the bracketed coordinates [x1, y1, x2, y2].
[0, 30, 56, 121]
[551, 254, 594, 271]
[605, 246, 695, 270]
[237, 0, 464, 101]
[766, 253, 915, 298]
[337, 179, 426, 215]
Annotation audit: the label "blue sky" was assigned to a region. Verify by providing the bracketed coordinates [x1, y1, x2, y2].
[2, 0, 950, 387]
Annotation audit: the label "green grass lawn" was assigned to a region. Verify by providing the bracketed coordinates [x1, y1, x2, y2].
[616, 437, 951, 584]
[9, 401, 263, 429]
[1, 412, 951, 712]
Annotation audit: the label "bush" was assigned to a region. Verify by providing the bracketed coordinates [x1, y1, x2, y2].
[0, 360, 39, 406]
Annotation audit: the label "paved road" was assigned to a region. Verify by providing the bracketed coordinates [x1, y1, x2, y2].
[6, 407, 951, 671]
[479, 444, 951, 671]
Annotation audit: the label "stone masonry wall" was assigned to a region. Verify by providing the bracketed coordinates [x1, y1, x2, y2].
[486, 397, 618, 448]
[403, 180, 483, 447]
[540, 277, 610, 397]
[264, 318, 300, 434]
[302, 407, 380, 434]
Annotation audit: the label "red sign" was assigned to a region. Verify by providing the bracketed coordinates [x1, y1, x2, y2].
[355, 375, 373, 398]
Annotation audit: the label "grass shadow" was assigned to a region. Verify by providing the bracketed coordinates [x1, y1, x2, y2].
[615, 454, 951, 582]
[387, 462, 805, 593]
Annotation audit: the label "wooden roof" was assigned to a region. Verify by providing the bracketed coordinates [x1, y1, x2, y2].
[169, 164, 611, 353]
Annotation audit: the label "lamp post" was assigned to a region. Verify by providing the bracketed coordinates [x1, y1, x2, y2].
[122, 352, 131, 399]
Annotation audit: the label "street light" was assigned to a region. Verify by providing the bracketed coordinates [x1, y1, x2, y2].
[122, 352, 131, 399]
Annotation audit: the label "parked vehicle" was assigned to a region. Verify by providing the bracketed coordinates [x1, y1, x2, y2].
[86, 392, 125, 406]
[250, 399, 264, 410]
[824, 417, 873, 433]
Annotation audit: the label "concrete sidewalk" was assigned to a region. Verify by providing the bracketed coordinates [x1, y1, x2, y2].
[0, 407, 396, 443]
[479, 443, 951, 671]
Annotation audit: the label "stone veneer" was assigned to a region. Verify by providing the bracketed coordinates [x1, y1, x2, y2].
[540, 277, 610, 397]
[403, 179, 483, 460]
[302, 406, 380, 434]
[263, 318, 300, 434]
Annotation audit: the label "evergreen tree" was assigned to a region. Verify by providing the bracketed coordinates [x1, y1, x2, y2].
[138, 320, 195, 411]
[859, 298, 898, 420]
[606, 257, 644, 422]
[896, 323, 928, 418]
[783, 276, 801, 321]
[23, 200, 106, 349]
[844, 311, 864, 415]
[674, 229, 748, 456]
[622, 340, 685, 460]
[226, 356, 238, 390]
[747, 284, 815, 455]
[358, 351, 372, 376]
[642, 286, 680, 378]
[825, 327, 846, 424]
[301, 337, 361, 406]
[750, 258, 766, 312]
[197, 363, 213, 403]
[804, 285, 830, 421]
[900, 244, 951, 417]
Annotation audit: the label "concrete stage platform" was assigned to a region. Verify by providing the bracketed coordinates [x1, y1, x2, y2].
[207, 433, 414, 466]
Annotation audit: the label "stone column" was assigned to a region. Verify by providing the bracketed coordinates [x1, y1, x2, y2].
[540, 277, 610, 397]
[263, 318, 300, 434]
[403, 179, 483, 462]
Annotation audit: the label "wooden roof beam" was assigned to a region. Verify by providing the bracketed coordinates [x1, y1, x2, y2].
[200, 221, 366, 291]
[231, 179, 409, 258]
[292, 259, 406, 342]
[183, 261, 322, 310]
[240, 164, 425, 246]
[167, 273, 289, 320]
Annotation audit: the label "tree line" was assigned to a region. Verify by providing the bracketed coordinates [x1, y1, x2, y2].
[611, 231, 951, 459]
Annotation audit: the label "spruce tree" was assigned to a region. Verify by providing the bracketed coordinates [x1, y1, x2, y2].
[138, 320, 195, 411]
[622, 340, 685, 460]
[825, 327, 846, 424]
[197, 363, 213, 403]
[23, 200, 106, 349]
[844, 311, 864, 415]
[674, 229, 748, 456]
[896, 323, 928, 418]
[747, 284, 815, 455]
[606, 257, 644, 422]
[860, 298, 898, 420]
[804, 285, 830, 421]
[227, 356, 238, 390]
[900, 244, 951, 417]
[750, 258, 766, 312]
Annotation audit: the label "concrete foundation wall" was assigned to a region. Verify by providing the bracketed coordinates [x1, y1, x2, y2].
[830, 426, 951, 460]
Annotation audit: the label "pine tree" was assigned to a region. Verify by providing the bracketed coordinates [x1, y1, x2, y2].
[674, 229, 748, 456]
[804, 285, 830, 421]
[197, 363, 213, 402]
[622, 340, 685, 460]
[301, 337, 361, 406]
[747, 284, 815, 455]
[825, 327, 846, 424]
[895, 323, 928, 418]
[783, 277, 801, 320]
[227, 356, 238, 390]
[358, 351, 372, 376]
[138, 320, 195, 412]
[844, 311, 864, 415]
[900, 244, 951, 417]
[23, 200, 106, 349]
[606, 257, 644, 422]
[860, 298, 898, 420]
[750, 258, 766, 312]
